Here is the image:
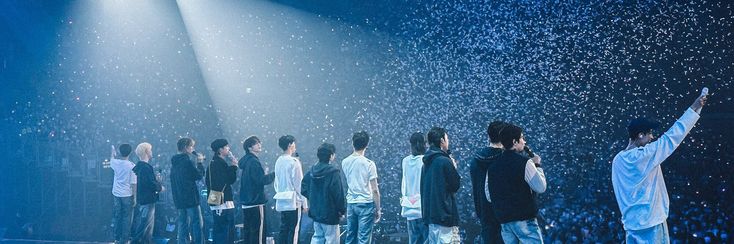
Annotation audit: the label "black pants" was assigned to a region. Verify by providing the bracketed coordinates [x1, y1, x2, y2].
[277, 209, 301, 244]
[480, 216, 504, 244]
[212, 208, 235, 244]
[242, 205, 266, 244]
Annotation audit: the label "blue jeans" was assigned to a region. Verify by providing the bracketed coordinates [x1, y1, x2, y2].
[177, 206, 204, 244]
[132, 203, 156, 244]
[407, 219, 428, 244]
[428, 224, 460, 244]
[500, 218, 543, 244]
[626, 221, 670, 244]
[345, 202, 375, 244]
[311, 222, 339, 244]
[113, 196, 133, 244]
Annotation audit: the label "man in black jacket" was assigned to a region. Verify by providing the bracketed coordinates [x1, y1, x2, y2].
[420, 127, 461, 244]
[239, 136, 275, 244]
[469, 121, 506, 244]
[170, 138, 205, 244]
[302, 143, 346, 244]
[132, 142, 162, 244]
[486, 124, 546, 243]
[206, 139, 239, 244]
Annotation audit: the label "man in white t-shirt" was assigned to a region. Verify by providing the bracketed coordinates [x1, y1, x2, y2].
[110, 144, 137, 244]
[342, 131, 381, 244]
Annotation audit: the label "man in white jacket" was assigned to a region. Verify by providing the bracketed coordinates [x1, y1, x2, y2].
[612, 90, 708, 243]
[274, 135, 308, 244]
[401, 132, 428, 244]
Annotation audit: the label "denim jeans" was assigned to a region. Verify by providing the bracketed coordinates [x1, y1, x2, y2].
[345, 202, 375, 244]
[113, 196, 133, 244]
[242, 205, 266, 244]
[406, 219, 428, 244]
[212, 208, 235, 244]
[311, 222, 339, 244]
[177, 206, 204, 244]
[625, 221, 670, 244]
[500, 218, 543, 244]
[277, 209, 301, 244]
[132, 203, 156, 244]
[428, 224, 460, 244]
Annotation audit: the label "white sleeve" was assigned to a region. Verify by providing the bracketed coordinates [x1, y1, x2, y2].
[129, 162, 137, 184]
[294, 161, 308, 209]
[638, 108, 700, 173]
[524, 160, 546, 193]
[368, 161, 378, 181]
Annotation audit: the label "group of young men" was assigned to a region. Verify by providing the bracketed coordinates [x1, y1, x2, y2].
[110, 142, 163, 244]
[110, 90, 708, 244]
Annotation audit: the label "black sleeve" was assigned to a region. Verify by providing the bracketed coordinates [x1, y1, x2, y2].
[301, 172, 311, 200]
[334, 171, 346, 216]
[468, 159, 483, 217]
[225, 164, 238, 185]
[443, 158, 461, 193]
[247, 158, 274, 186]
[148, 166, 162, 193]
[187, 157, 204, 181]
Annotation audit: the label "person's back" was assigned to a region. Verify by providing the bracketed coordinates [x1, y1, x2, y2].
[304, 162, 345, 225]
[469, 146, 503, 244]
[342, 154, 377, 204]
[612, 90, 706, 243]
[170, 153, 203, 209]
[112, 158, 137, 198]
[400, 154, 423, 219]
[420, 146, 460, 227]
[485, 150, 537, 223]
[170, 138, 205, 244]
[342, 131, 380, 244]
[274, 154, 305, 211]
[420, 127, 461, 244]
[111, 144, 135, 244]
[484, 124, 545, 243]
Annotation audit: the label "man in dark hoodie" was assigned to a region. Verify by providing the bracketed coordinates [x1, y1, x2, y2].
[170, 138, 205, 244]
[302, 143, 346, 244]
[132, 142, 162, 244]
[420, 127, 461, 244]
[469, 121, 506, 244]
[486, 124, 546, 243]
[239, 136, 275, 244]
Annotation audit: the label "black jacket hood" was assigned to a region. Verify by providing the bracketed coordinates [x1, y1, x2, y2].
[310, 162, 340, 179]
[423, 146, 449, 165]
[473, 147, 503, 161]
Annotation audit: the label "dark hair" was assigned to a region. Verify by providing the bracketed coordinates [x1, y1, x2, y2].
[499, 124, 523, 149]
[426, 127, 447, 147]
[487, 121, 507, 143]
[177, 138, 194, 152]
[352, 131, 370, 151]
[409, 132, 426, 156]
[317, 143, 336, 163]
[278, 135, 296, 151]
[243, 136, 261, 154]
[210, 139, 229, 154]
[119, 144, 133, 157]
